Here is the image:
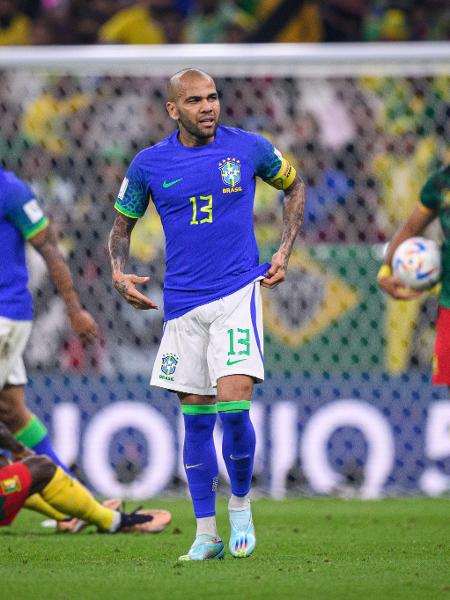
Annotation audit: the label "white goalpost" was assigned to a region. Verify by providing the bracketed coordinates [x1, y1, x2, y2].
[0, 41, 449, 76]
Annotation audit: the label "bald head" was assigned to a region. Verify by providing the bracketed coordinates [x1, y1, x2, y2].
[167, 69, 215, 102]
[166, 68, 220, 146]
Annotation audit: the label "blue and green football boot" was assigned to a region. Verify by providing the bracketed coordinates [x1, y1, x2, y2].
[229, 507, 256, 558]
[178, 534, 225, 561]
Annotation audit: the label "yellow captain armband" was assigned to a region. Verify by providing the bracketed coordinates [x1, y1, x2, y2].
[267, 158, 297, 190]
[377, 264, 392, 281]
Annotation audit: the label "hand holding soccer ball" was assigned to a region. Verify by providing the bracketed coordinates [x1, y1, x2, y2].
[378, 237, 442, 299]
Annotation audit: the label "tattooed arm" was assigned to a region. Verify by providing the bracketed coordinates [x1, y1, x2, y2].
[262, 175, 306, 289]
[29, 225, 98, 343]
[108, 212, 158, 310]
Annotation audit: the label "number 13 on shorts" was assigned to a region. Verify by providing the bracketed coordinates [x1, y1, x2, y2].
[227, 328, 250, 365]
[219, 281, 265, 382]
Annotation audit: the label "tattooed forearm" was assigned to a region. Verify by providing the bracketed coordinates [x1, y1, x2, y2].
[108, 214, 156, 309]
[108, 213, 136, 277]
[279, 176, 306, 267]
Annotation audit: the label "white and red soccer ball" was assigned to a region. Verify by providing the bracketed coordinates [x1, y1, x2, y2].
[392, 237, 441, 290]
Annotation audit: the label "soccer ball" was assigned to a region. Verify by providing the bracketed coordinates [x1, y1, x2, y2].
[392, 237, 441, 290]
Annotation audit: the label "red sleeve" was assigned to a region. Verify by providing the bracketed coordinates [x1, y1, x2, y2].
[0, 462, 32, 526]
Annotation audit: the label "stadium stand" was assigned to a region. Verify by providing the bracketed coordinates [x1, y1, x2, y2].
[1, 0, 448, 46]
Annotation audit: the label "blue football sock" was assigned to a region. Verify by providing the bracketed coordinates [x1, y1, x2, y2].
[15, 415, 73, 476]
[33, 436, 74, 476]
[218, 401, 255, 498]
[182, 405, 218, 518]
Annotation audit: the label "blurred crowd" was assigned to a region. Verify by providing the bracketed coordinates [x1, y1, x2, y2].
[1, 1, 449, 375]
[0, 0, 449, 46]
[0, 65, 448, 374]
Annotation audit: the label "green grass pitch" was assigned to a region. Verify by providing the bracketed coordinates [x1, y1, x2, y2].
[1, 497, 449, 600]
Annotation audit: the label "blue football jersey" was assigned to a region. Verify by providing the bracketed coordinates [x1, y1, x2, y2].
[0, 168, 49, 320]
[115, 126, 295, 320]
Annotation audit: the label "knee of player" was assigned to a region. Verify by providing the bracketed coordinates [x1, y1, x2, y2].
[0, 395, 12, 422]
[219, 382, 253, 402]
[22, 455, 56, 489]
[0, 386, 26, 426]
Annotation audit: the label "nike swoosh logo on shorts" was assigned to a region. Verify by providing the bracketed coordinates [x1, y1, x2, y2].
[163, 178, 183, 188]
[185, 463, 203, 470]
[226, 358, 247, 366]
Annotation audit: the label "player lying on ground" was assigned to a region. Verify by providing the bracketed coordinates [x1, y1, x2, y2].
[0, 421, 171, 532]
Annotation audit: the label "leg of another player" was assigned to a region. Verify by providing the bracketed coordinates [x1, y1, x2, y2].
[22, 455, 120, 531]
[217, 374, 256, 558]
[178, 392, 224, 561]
[24, 493, 67, 521]
[0, 385, 73, 476]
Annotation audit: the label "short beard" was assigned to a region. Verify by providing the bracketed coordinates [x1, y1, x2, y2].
[178, 115, 217, 140]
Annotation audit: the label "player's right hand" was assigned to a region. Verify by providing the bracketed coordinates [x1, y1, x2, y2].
[112, 273, 159, 310]
[377, 274, 423, 300]
[69, 308, 98, 344]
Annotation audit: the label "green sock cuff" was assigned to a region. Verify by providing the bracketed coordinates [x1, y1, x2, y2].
[15, 415, 48, 448]
[217, 400, 251, 413]
[181, 404, 218, 415]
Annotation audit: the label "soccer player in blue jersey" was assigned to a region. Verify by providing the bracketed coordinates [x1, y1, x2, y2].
[0, 168, 97, 474]
[109, 69, 306, 560]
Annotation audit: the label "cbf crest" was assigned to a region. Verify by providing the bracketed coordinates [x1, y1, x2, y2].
[159, 352, 179, 381]
[219, 158, 242, 193]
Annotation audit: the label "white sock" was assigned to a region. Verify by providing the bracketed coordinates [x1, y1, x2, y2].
[109, 511, 121, 533]
[196, 516, 218, 537]
[228, 493, 250, 512]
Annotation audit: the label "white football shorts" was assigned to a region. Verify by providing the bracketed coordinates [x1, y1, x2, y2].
[150, 280, 264, 395]
[0, 317, 32, 389]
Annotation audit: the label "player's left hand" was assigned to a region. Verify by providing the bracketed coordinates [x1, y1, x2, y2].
[262, 251, 287, 289]
[68, 309, 99, 344]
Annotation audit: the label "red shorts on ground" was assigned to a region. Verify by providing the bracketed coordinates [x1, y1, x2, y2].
[0, 462, 32, 526]
[432, 305, 450, 386]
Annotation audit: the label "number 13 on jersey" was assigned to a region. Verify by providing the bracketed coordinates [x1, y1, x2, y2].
[190, 195, 213, 225]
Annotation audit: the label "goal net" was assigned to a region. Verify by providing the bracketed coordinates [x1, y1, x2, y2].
[1, 43, 449, 499]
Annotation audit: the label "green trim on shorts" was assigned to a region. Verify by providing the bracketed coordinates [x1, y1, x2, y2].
[181, 404, 218, 415]
[15, 415, 48, 448]
[217, 400, 251, 413]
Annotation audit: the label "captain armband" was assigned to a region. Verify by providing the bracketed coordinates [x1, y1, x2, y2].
[266, 158, 297, 191]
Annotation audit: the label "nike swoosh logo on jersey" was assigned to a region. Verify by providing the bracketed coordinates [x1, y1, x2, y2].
[163, 178, 183, 188]
[226, 358, 247, 366]
[185, 463, 203, 470]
